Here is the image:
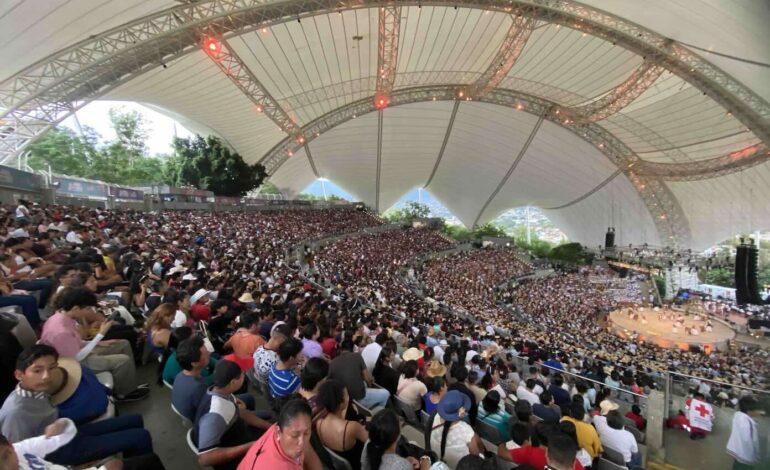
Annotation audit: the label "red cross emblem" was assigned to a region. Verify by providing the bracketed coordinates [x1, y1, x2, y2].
[695, 403, 710, 417]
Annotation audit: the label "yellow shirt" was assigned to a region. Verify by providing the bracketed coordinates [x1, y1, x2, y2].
[561, 416, 603, 458]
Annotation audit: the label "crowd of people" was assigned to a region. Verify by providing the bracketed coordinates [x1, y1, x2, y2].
[0, 199, 765, 470]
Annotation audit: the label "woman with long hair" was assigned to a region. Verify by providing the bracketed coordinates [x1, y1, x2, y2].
[477, 390, 513, 442]
[372, 347, 399, 396]
[144, 302, 176, 354]
[424, 376, 447, 415]
[315, 380, 369, 470]
[362, 409, 431, 470]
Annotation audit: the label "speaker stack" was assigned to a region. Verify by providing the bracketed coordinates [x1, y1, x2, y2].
[604, 227, 615, 250]
[735, 240, 761, 305]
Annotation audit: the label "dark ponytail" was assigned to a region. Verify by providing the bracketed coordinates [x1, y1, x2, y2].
[367, 409, 401, 470]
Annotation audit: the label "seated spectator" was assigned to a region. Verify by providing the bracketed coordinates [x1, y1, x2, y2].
[467, 371, 486, 404]
[517, 379, 542, 406]
[0, 345, 154, 466]
[189, 288, 211, 322]
[47, 357, 109, 425]
[315, 380, 369, 470]
[625, 404, 646, 431]
[194, 360, 270, 470]
[362, 408, 431, 470]
[372, 347, 399, 396]
[547, 432, 585, 470]
[329, 339, 389, 410]
[557, 420, 593, 469]
[171, 336, 214, 422]
[396, 360, 427, 409]
[0, 276, 42, 329]
[448, 366, 478, 425]
[145, 303, 176, 355]
[269, 337, 303, 398]
[455, 455, 495, 470]
[362, 332, 388, 373]
[296, 357, 329, 416]
[237, 399, 316, 470]
[498, 422, 584, 470]
[533, 390, 561, 423]
[594, 410, 640, 468]
[0, 419, 166, 470]
[40, 287, 148, 402]
[319, 325, 338, 359]
[429, 390, 483, 468]
[424, 377, 447, 415]
[299, 323, 323, 360]
[223, 312, 264, 363]
[163, 327, 219, 386]
[254, 323, 291, 381]
[561, 402, 602, 460]
[497, 421, 544, 466]
[164, 289, 190, 329]
[548, 374, 571, 409]
[478, 390, 512, 442]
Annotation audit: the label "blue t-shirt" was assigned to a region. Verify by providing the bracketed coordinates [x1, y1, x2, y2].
[57, 366, 110, 425]
[171, 373, 207, 421]
[268, 365, 300, 398]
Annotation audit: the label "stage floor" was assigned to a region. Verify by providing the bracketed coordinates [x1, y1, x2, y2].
[609, 308, 735, 347]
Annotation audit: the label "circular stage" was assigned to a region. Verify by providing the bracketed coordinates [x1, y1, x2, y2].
[609, 307, 736, 351]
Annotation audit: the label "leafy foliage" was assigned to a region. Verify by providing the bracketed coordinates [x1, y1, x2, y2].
[297, 192, 344, 201]
[383, 202, 431, 222]
[165, 135, 266, 196]
[27, 108, 266, 195]
[548, 242, 594, 265]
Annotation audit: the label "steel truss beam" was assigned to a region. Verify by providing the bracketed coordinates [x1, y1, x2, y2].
[375, 6, 401, 106]
[203, 37, 302, 138]
[260, 84, 692, 247]
[633, 143, 770, 181]
[0, 0, 767, 171]
[556, 60, 666, 123]
[467, 15, 534, 99]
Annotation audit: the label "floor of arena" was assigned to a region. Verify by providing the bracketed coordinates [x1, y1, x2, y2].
[609, 308, 735, 348]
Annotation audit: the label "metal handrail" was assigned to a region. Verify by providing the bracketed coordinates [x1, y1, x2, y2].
[666, 370, 770, 395]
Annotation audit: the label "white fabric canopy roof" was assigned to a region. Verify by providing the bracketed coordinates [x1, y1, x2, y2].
[1, 0, 768, 250]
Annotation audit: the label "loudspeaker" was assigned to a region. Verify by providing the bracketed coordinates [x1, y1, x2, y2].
[604, 227, 615, 249]
[747, 245, 762, 304]
[735, 245, 749, 305]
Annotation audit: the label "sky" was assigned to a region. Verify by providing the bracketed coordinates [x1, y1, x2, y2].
[61, 101, 194, 155]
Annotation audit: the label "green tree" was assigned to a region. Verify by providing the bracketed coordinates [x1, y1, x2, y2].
[403, 201, 430, 219]
[169, 135, 266, 196]
[473, 223, 507, 238]
[548, 242, 594, 265]
[698, 267, 735, 288]
[27, 127, 97, 176]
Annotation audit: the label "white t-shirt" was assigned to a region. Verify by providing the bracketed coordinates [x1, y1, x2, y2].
[397, 376, 427, 409]
[172, 310, 187, 328]
[593, 415, 638, 463]
[361, 342, 382, 373]
[65, 231, 83, 245]
[516, 385, 541, 405]
[15, 205, 29, 218]
[430, 415, 475, 468]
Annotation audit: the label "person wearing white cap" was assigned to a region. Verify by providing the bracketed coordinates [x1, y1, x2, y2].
[189, 288, 211, 322]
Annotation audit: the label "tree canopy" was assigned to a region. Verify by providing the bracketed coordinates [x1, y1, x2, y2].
[383, 201, 431, 222]
[27, 107, 266, 195]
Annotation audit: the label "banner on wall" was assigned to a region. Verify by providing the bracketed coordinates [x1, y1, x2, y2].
[0, 166, 42, 191]
[54, 177, 108, 198]
[215, 196, 241, 205]
[108, 186, 144, 200]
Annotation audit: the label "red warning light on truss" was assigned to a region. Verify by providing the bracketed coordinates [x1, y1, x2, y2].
[374, 95, 390, 110]
[202, 36, 222, 58]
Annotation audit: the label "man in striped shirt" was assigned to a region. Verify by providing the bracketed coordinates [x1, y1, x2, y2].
[268, 337, 304, 398]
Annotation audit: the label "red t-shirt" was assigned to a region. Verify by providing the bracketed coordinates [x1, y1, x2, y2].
[510, 446, 584, 470]
[320, 337, 337, 358]
[191, 303, 211, 322]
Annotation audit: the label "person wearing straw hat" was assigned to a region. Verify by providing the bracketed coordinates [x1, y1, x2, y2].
[429, 390, 483, 468]
[47, 357, 110, 425]
[425, 360, 447, 380]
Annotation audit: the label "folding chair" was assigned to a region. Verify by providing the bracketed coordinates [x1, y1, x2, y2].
[394, 395, 421, 426]
[603, 446, 627, 466]
[597, 457, 628, 470]
[324, 446, 353, 470]
[476, 420, 503, 445]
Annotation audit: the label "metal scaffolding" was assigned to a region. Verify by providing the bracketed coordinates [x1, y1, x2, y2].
[375, 6, 402, 107]
[258, 84, 692, 247]
[0, 0, 767, 172]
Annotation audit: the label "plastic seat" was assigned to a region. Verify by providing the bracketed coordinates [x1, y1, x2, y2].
[597, 457, 628, 470]
[95, 372, 114, 390]
[603, 446, 627, 466]
[186, 428, 200, 455]
[476, 420, 503, 445]
[172, 403, 193, 427]
[162, 379, 173, 390]
[324, 446, 352, 470]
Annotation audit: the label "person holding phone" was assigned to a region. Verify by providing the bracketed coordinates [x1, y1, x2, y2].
[40, 287, 149, 403]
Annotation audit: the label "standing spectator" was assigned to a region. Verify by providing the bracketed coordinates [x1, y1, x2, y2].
[726, 396, 763, 469]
